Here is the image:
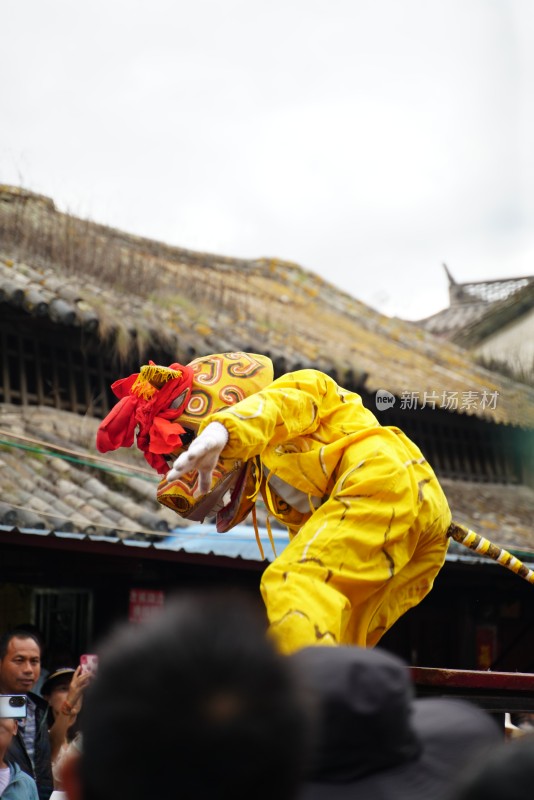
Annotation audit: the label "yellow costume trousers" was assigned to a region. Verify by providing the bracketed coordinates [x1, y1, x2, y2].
[260, 443, 451, 654]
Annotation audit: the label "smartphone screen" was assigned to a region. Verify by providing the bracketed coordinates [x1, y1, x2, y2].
[80, 654, 98, 675]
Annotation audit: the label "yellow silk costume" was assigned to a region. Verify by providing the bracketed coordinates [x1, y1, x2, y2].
[99, 352, 533, 652]
[197, 368, 451, 654]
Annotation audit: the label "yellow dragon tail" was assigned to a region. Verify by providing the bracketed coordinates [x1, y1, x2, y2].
[448, 522, 534, 585]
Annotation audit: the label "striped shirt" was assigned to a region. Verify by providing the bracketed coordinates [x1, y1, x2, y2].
[18, 696, 37, 768]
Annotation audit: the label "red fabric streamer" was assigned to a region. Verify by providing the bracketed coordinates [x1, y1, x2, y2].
[96, 363, 194, 474]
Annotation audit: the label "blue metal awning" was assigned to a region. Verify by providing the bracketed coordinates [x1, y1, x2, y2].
[158, 524, 290, 562]
[2, 523, 532, 570]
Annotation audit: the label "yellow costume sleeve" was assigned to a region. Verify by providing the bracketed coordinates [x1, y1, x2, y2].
[198, 369, 378, 464]
[197, 369, 325, 460]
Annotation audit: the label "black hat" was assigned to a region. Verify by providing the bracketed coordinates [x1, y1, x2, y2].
[292, 647, 501, 800]
[41, 667, 75, 696]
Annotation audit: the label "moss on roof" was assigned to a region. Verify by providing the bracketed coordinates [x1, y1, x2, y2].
[1, 184, 534, 428]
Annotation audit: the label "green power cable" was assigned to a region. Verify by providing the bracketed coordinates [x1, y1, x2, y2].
[0, 438, 157, 483]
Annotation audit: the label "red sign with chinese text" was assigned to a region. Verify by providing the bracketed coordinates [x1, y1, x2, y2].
[129, 588, 165, 623]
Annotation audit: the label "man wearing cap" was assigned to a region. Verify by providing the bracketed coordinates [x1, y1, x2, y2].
[0, 631, 52, 800]
[98, 352, 452, 655]
[292, 646, 501, 800]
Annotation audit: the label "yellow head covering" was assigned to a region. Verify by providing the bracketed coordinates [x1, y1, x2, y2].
[157, 352, 273, 530]
[179, 351, 274, 431]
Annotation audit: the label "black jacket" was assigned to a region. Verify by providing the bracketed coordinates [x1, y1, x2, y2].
[8, 692, 53, 800]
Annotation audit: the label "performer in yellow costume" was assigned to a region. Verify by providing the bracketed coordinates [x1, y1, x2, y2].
[97, 352, 451, 654]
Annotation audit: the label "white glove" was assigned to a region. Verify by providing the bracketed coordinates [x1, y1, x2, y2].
[166, 421, 229, 494]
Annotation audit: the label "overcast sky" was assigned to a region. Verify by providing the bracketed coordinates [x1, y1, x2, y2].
[2, 0, 534, 319]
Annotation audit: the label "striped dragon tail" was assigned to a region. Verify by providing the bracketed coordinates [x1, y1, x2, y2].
[447, 522, 534, 585]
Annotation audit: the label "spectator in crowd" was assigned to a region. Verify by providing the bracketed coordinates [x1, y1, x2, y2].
[0, 718, 38, 800]
[6, 629, 48, 701]
[291, 645, 501, 800]
[62, 592, 307, 800]
[452, 734, 534, 800]
[42, 669, 91, 789]
[48, 736, 82, 800]
[0, 630, 53, 800]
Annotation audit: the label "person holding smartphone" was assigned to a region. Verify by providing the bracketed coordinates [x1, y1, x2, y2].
[42, 668, 92, 790]
[0, 631, 52, 800]
[0, 717, 38, 800]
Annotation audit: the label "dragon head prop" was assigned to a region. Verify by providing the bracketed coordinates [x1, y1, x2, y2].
[97, 352, 273, 531]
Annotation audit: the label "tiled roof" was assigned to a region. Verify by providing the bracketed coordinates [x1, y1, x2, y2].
[453, 281, 534, 348]
[449, 275, 533, 304]
[0, 404, 183, 538]
[418, 273, 534, 343]
[1, 185, 534, 428]
[0, 406, 532, 555]
[440, 477, 534, 555]
[418, 301, 491, 338]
